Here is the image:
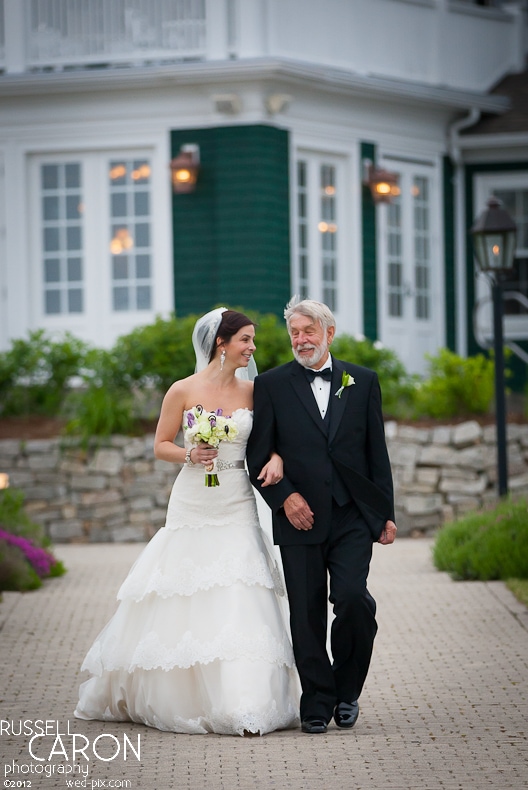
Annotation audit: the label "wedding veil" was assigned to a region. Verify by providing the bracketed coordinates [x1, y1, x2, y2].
[191, 307, 258, 381]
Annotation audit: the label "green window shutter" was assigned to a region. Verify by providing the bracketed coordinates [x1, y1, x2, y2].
[443, 155, 456, 351]
[361, 141, 377, 340]
[171, 125, 290, 317]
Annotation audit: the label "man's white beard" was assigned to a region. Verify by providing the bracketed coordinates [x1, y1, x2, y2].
[292, 343, 328, 368]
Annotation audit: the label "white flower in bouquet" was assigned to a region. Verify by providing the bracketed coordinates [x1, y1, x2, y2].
[184, 406, 239, 485]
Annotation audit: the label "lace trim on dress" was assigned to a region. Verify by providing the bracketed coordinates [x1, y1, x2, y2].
[163, 506, 259, 531]
[163, 701, 300, 736]
[82, 625, 296, 675]
[77, 698, 299, 736]
[117, 553, 280, 601]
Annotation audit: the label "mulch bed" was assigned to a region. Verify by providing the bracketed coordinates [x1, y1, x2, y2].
[0, 416, 159, 440]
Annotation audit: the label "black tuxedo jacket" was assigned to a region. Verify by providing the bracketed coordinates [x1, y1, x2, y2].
[247, 356, 395, 544]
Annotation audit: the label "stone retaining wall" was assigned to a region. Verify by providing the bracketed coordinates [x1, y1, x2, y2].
[387, 420, 528, 534]
[1, 420, 528, 541]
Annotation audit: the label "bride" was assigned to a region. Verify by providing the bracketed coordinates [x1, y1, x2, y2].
[74, 307, 300, 735]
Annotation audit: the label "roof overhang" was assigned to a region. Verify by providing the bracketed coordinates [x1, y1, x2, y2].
[0, 57, 511, 115]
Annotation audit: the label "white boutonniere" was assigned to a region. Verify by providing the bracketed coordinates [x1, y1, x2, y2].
[335, 371, 355, 398]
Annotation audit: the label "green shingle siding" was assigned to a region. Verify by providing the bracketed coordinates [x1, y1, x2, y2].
[171, 125, 290, 317]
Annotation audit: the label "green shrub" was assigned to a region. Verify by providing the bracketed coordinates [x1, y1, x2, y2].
[0, 317, 509, 435]
[0, 330, 88, 417]
[110, 314, 198, 393]
[244, 310, 292, 372]
[63, 348, 138, 443]
[330, 334, 416, 418]
[433, 497, 528, 581]
[0, 541, 42, 592]
[110, 310, 293, 389]
[412, 348, 496, 419]
[0, 488, 66, 593]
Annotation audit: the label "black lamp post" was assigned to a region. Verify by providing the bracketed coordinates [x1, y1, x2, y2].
[470, 196, 517, 497]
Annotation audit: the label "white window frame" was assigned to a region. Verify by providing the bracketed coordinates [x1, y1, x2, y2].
[28, 146, 171, 348]
[378, 157, 443, 375]
[292, 149, 351, 328]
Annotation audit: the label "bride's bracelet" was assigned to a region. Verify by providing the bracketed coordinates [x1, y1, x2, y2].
[185, 448, 194, 467]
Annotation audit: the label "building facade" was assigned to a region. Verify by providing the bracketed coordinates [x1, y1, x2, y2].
[0, 0, 527, 377]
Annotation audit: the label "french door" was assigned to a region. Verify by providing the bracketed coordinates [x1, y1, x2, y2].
[28, 149, 164, 347]
[293, 151, 346, 323]
[378, 160, 443, 375]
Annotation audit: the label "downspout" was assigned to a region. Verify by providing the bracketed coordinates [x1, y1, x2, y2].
[447, 107, 481, 358]
[448, 107, 481, 167]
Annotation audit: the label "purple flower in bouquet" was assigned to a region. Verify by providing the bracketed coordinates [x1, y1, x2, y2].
[183, 406, 239, 486]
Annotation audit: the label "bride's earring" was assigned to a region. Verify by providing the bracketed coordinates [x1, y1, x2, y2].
[220, 349, 226, 371]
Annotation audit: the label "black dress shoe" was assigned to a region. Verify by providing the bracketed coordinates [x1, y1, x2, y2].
[301, 717, 328, 734]
[334, 700, 359, 729]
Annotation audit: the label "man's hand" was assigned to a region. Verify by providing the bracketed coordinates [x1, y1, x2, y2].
[283, 493, 314, 531]
[378, 520, 397, 544]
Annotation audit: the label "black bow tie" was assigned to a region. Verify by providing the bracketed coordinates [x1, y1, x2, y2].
[304, 367, 332, 382]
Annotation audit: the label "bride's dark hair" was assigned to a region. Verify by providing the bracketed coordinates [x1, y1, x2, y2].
[209, 310, 255, 362]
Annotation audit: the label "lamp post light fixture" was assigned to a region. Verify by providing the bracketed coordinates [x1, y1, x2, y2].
[470, 196, 517, 497]
[170, 144, 200, 194]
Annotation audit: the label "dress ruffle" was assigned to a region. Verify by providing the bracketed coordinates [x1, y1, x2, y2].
[75, 408, 300, 735]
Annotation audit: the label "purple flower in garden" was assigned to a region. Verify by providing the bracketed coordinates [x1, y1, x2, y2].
[0, 528, 56, 577]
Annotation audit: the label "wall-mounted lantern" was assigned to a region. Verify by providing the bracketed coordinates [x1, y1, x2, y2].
[362, 160, 400, 204]
[170, 144, 200, 194]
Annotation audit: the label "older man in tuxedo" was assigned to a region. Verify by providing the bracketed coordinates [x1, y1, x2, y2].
[247, 298, 397, 734]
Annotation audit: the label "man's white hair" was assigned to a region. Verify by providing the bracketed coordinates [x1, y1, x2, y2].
[284, 296, 336, 335]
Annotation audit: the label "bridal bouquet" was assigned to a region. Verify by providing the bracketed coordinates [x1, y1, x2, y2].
[184, 406, 239, 487]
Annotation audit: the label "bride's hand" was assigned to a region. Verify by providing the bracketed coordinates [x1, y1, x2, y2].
[258, 453, 283, 487]
[192, 443, 218, 466]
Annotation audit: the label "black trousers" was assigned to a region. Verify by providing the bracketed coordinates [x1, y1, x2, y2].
[280, 501, 377, 722]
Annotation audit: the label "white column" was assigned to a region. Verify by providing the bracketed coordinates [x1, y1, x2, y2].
[4, 0, 26, 74]
[236, 0, 267, 59]
[502, 2, 526, 74]
[431, 0, 448, 87]
[205, 0, 229, 60]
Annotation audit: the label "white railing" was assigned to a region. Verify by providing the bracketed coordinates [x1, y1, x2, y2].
[26, 0, 206, 69]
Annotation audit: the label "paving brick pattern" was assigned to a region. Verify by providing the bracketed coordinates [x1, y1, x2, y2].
[1, 539, 527, 789]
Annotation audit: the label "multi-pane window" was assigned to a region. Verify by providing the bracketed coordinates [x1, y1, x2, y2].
[387, 194, 403, 318]
[41, 162, 84, 315]
[320, 165, 337, 312]
[297, 161, 309, 299]
[413, 176, 430, 320]
[494, 188, 528, 253]
[385, 172, 431, 321]
[293, 154, 342, 312]
[109, 159, 152, 311]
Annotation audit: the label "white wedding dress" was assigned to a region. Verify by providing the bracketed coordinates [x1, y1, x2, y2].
[74, 408, 300, 735]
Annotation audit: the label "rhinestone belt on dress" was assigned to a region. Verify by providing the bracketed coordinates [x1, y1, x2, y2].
[187, 459, 246, 471]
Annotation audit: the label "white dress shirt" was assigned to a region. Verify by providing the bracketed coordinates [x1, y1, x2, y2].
[307, 358, 332, 419]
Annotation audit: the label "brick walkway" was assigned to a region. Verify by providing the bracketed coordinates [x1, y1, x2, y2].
[1, 538, 527, 789]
